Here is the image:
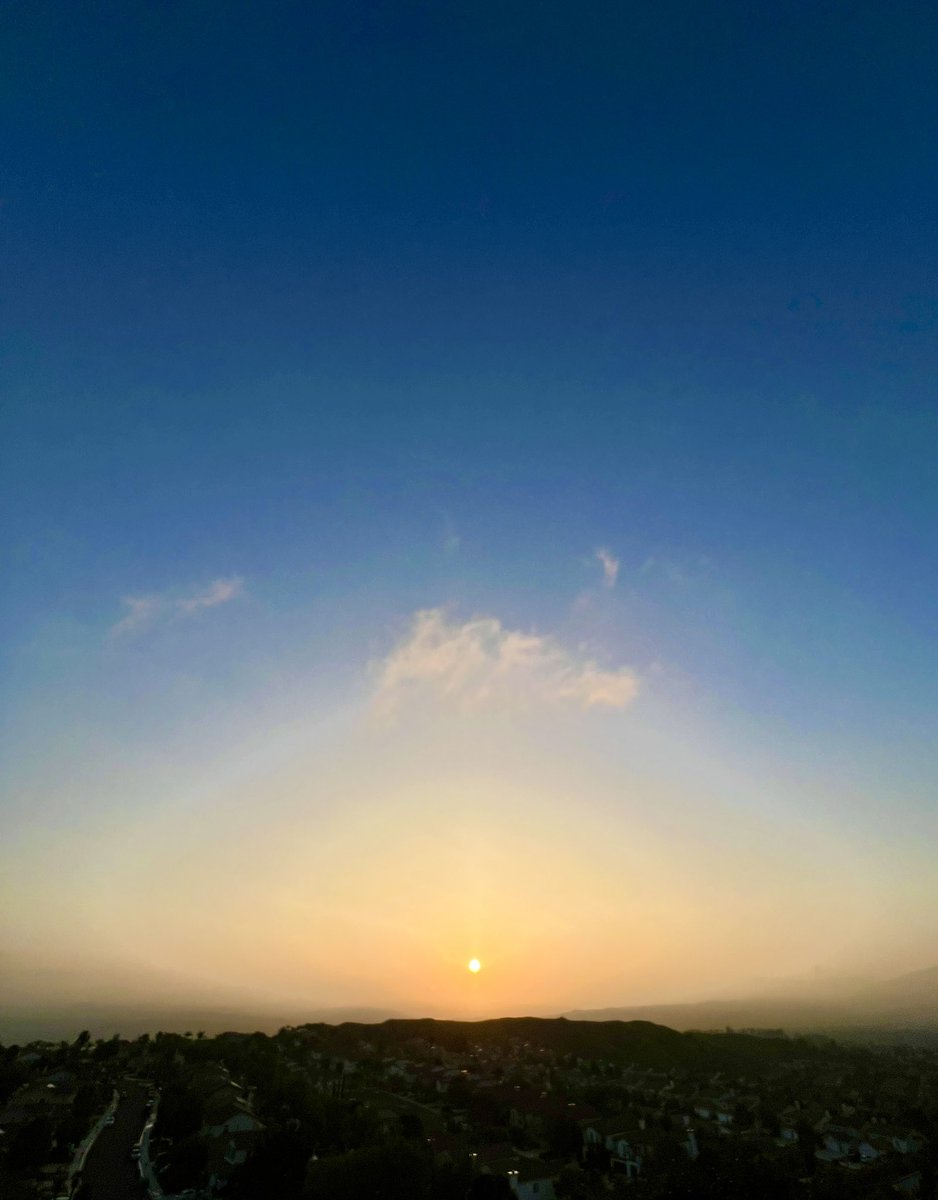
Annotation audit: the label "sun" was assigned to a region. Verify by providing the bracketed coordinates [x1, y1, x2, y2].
[467, 958, 482, 974]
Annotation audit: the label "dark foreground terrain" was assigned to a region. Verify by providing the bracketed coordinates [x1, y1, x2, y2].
[2, 1018, 936, 1199]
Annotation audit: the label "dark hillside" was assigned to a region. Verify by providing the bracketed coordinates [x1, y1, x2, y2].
[295, 1016, 838, 1073]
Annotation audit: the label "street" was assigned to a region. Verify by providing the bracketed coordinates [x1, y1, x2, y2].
[77, 1084, 149, 1200]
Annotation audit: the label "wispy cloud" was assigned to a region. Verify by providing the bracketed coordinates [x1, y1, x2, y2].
[596, 547, 620, 588]
[110, 595, 164, 638]
[110, 576, 245, 638]
[178, 577, 245, 613]
[373, 608, 638, 718]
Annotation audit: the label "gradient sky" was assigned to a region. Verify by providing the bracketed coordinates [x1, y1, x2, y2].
[2, 1, 937, 1021]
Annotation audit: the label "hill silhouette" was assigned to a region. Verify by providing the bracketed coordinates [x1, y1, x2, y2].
[293, 1015, 836, 1072]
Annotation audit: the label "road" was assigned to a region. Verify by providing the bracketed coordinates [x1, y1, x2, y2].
[77, 1083, 150, 1200]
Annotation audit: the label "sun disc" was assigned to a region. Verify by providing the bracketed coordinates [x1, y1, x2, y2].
[467, 958, 481, 973]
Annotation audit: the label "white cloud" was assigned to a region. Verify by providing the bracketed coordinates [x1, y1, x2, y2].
[373, 608, 638, 718]
[596, 547, 620, 588]
[178, 576, 245, 613]
[110, 576, 244, 637]
[110, 594, 164, 638]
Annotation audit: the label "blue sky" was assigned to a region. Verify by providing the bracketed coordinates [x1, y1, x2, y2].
[2, 1, 937, 1016]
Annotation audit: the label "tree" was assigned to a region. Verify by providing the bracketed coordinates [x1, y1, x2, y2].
[0, 1049, 26, 1104]
[733, 1100, 754, 1130]
[446, 1074, 472, 1106]
[398, 1111, 424, 1139]
[154, 1081, 205, 1142]
[93, 1034, 121, 1062]
[228, 1128, 315, 1200]
[159, 1135, 209, 1193]
[466, 1175, 513, 1199]
[546, 1114, 583, 1157]
[760, 1105, 780, 1137]
[795, 1117, 817, 1176]
[554, 1166, 606, 1199]
[72, 1082, 100, 1125]
[304, 1140, 432, 1200]
[8, 1116, 54, 1170]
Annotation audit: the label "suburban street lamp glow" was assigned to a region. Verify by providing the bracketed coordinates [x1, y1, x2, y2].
[468, 958, 481, 973]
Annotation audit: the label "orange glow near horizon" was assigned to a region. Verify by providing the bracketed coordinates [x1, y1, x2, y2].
[3, 695, 936, 1024]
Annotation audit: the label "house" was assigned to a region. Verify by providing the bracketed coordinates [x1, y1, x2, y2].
[423, 1131, 468, 1166]
[582, 1118, 652, 1179]
[583, 1116, 634, 1147]
[204, 1103, 264, 1138]
[0, 1080, 76, 1128]
[205, 1126, 262, 1185]
[606, 1131, 647, 1179]
[0, 1101, 30, 1130]
[194, 1066, 265, 1191]
[473, 1147, 560, 1200]
[856, 1135, 882, 1163]
[508, 1091, 596, 1142]
[817, 1125, 857, 1162]
[386, 1060, 417, 1083]
[507, 1158, 561, 1199]
[879, 1127, 925, 1156]
[778, 1102, 831, 1137]
[693, 1098, 733, 1126]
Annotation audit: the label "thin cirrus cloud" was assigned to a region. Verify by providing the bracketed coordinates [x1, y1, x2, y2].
[178, 577, 245, 613]
[110, 576, 245, 638]
[596, 547, 620, 588]
[372, 607, 638, 718]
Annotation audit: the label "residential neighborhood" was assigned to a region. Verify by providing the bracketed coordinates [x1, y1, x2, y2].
[1, 1019, 936, 1198]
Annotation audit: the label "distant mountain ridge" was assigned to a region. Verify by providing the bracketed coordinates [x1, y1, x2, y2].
[0, 1003, 406, 1043]
[564, 965, 938, 1033]
[865, 964, 938, 1008]
[3, 966, 934, 1045]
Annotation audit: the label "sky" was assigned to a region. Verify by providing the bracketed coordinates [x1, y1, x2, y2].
[1, 1, 937, 1025]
